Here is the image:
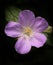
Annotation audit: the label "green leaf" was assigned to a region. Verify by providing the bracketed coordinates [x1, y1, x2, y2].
[44, 26, 52, 33]
[43, 32, 53, 46]
[5, 6, 21, 22]
[46, 33, 53, 46]
[43, 26, 53, 46]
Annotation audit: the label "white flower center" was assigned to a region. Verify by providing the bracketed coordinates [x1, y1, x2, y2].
[23, 27, 33, 37]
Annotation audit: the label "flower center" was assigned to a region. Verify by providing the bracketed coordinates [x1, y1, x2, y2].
[23, 27, 33, 36]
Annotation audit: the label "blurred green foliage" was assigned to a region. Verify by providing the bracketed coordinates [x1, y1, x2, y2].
[43, 26, 53, 46]
[46, 33, 53, 46]
[5, 6, 21, 22]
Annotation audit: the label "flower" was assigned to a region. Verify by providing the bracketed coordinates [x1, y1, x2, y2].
[5, 10, 48, 54]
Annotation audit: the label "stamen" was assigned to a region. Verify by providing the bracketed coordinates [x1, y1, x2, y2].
[23, 27, 32, 36]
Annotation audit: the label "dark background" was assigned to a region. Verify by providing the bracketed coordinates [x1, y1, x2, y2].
[0, 0, 53, 65]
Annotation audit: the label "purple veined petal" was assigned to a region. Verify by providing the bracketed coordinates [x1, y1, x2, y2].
[32, 16, 48, 32]
[18, 10, 35, 27]
[30, 32, 47, 48]
[4, 21, 23, 38]
[15, 37, 31, 54]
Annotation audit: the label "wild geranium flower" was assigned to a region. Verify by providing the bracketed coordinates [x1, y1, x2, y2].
[5, 10, 48, 54]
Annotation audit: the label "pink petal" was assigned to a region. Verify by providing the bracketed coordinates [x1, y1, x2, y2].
[4, 21, 23, 38]
[18, 10, 35, 27]
[32, 16, 48, 32]
[15, 37, 31, 54]
[30, 32, 47, 48]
